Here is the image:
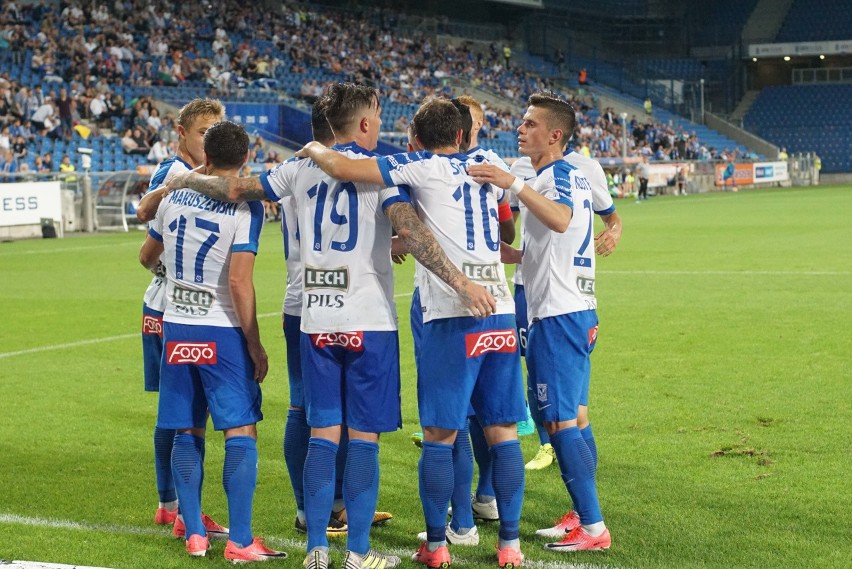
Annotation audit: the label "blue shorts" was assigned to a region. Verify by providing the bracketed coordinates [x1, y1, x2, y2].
[157, 323, 263, 431]
[513, 285, 528, 357]
[142, 304, 164, 392]
[418, 314, 526, 430]
[300, 330, 402, 433]
[283, 313, 304, 408]
[526, 310, 598, 422]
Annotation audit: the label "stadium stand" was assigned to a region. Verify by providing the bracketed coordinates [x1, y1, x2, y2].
[775, 0, 852, 42]
[0, 0, 771, 181]
[743, 84, 852, 173]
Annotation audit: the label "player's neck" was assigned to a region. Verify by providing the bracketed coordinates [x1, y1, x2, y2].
[176, 144, 197, 168]
[429, 145, 459, 155]
[530, 148, 564, 172]
[206, 166, 242, 178]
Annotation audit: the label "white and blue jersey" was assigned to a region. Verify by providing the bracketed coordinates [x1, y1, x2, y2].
[508, 157, 535, 289]
[520, 157, 614, 321]
[376, 150, 524, 430]
[468, 146, 510, 173]
[148, 187, 264, 327]
[261, 143, 408, 334]
[262, 143, 407, 433]
[376, 151, 515, 322]
[143, 156, 193, 313]
[274, 158, 306, 407]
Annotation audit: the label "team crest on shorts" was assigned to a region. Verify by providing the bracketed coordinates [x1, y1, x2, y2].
[537, 383, 548, 403]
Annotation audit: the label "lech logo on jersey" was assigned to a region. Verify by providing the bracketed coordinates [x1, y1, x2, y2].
[304, 266, 349, 290]
[463, 262, 502, 283]
[577, 276, 595, 295]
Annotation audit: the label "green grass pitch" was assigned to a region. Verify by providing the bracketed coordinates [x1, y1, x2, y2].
[0, 185, 850, 569]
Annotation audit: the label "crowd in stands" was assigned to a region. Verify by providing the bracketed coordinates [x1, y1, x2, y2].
[0, 0, 752, 179]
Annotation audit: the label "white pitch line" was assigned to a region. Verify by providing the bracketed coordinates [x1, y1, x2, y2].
[599, 269, 849, 276]
[0, 295, 419, 360]
[0, 513, 623, 569]
[1, 562, 116, 569]
[0, 242, 138, 257]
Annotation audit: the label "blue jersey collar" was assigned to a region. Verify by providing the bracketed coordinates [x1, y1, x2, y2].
[333, 142, 374, 156]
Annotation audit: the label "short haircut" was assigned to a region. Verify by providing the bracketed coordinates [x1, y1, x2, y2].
[528, 92, 576, 147]
[324, 83, 379, 135]
[178, 98, 225, 129]
[456, 95, 484, 123]
[203, 121, 249, 170]
[450, 98, 473, 151]
[311, 95, 334, 145]
[411, 98, 461, 151]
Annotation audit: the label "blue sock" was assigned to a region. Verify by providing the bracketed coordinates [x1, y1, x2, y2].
[335, 429, 349, 505]
[550, 427, 602, 525]
[469, 418, 494, 500]
[172, 433, 205, 537]
[343, 440, 379, 555]
[223, 436, 257, 548]
[581, 424, 598, 470]
[490, 440, 525, 541]
[283, 409, 310, 511]
[527, 395, 551, 446]
[419, 441, 453, 543]
[303, 437, 338, 550]
[450, 424, 475, 532]
[154, 427, 177, 503]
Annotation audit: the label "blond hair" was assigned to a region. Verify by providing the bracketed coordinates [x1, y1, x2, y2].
[178, 98, 225, 129]
[456, 95, 484, 123]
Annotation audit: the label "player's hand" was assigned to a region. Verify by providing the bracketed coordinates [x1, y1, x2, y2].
[392, 253, 407, 265]
[594, 230, 617, 257]
[248, 342, 268, 383]
[467, 164, 514, 190]
[500, 242, 522, 264]
[295, 141, 322, 159]
[459, 281, 497, 318]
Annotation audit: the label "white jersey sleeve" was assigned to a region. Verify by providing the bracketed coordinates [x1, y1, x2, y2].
[142, 156, 193, 312]
[520, 159, 598, 321]
[152, 188, 264, 327]
[376, 151, 514, 322]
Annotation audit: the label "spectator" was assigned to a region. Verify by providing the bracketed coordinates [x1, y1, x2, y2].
[122, 129, 147, 155]
[644, 97, 653, 115]
[57, 87, 74, 140]
[147, 138, 171, 164]
[59, 154, 76, 184]
[90, 93, 108, 125]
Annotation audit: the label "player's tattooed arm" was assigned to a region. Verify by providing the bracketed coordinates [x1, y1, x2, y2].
[165, 171, 267, 203]
[387, 202, 497, 317]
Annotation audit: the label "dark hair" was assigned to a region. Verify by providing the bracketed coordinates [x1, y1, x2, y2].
[451, 98, 473, 152]
[203, 121, 249, 170]
[411, 98, 461, 151]
[528, 92, 576, 147]
[324, 82, 379, 135]
[311, 95, 334, 145]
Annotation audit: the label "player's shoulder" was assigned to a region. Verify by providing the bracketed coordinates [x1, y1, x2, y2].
[147, 156, 192, 192]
